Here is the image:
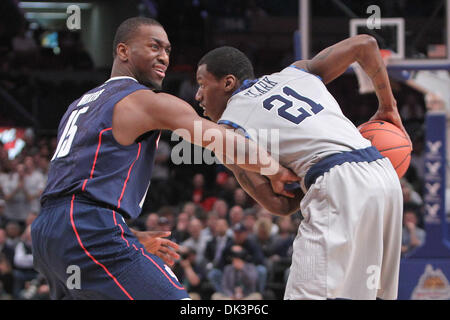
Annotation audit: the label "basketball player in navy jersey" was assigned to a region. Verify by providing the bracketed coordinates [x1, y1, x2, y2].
[195, 36, 411, 299]
[31, 17, 298, 300]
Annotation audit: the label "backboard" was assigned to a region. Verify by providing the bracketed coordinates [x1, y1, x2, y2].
[298, 0, 450, 69]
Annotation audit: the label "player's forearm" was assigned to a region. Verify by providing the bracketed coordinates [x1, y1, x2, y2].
[152, 94, 281, 176]
[182, 119, 280, 176]
[220, 132, 280, 176]
[355, 37, 397, 109]
[227, 164, 302, 216]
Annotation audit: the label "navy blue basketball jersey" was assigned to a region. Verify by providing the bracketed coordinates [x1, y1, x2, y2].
[41, 76, 160, 219]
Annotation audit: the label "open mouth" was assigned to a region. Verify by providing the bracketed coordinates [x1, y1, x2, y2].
[153, 65, 167, 78]
[154, 69, 166, 78]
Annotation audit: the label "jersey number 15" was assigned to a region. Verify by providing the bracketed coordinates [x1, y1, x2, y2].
[51, 106, 90, 160]
[262, 86, 324, 124]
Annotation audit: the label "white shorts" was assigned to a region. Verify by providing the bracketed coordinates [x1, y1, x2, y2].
[284, 157, 403, 300]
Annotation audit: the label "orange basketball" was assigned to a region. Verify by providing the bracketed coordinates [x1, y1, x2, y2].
[358, 120, 412, 179]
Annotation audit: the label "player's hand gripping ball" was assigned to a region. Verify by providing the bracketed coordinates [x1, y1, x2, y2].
[358, 120, 412, 179]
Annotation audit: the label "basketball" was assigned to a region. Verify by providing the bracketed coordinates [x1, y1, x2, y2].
[358, 120, 412, 178]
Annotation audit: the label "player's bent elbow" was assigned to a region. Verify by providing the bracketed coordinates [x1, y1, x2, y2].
[357, 34, 379, 52]
[263, 199, 298, 217]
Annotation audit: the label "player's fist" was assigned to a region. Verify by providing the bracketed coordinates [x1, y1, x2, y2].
[267, 166, 301, 198]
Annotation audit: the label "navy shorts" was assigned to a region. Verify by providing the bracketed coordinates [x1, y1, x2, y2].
[31, 194, 189, 300]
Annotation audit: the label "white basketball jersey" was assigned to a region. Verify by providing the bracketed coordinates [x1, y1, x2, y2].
[219, 66, 371, 190]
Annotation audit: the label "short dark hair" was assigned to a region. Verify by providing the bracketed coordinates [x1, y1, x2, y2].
[112, 17, 162, 58]
[198, 46, 254, 82]
[403, 202, 421, 216]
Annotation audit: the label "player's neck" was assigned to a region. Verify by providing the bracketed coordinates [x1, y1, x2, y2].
[110, 62, 136, 80]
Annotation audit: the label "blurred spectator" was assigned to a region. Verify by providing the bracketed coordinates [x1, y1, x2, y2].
[205, 218, 234, 292]
[225, 223, 267, 294]
[158, 206, 177, 230]
[243, 210, 257, 232]
[36, 156, 50, 176]
[148, 139, 173, 209]
[182, 201, 198, 219]
[270, 216, 296, 260]
[173, 246, 207, 300]
[144, 213, 159, 231]
[157, 217, 172, 232]
[256, 207, 279, 236]
[153, 140, 171, 181]
[192, 173, 206, 204]
[266, 216, 296, 293]
[0, 228, 14, 267]
[24, 212, 37, 228]
[0, 253, 13, 299]
[409, 134, 424, 184]
[402, 203, 426, 257]
[211, 245, 262, 300]
[233, 187, 253, 209]
[400, 94, 425, 122]
[4, 221, 21, 252]
[181, 218, 209, 267]
[400, 178, 423, 207]
[0, 200, 7, 228]
[18, 273, 49, 300]
[229, 205, 244, 229]
[217, 176, 238, 204]
[171, 211, 191, 243]
[1, 163, 31, 223]
[215, 171, 229, 191]
[12, 225, 37, 298]
[251, 217, 275, 258]
[23, 156, 45, 215]
[203, 211, 219, 240]
[211, 198, 229, 222]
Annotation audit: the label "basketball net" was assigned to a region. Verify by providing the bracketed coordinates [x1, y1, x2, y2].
[352, 49, 392, 95]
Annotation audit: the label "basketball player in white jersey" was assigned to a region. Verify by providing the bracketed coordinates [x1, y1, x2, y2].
[195, 35, 410, 300]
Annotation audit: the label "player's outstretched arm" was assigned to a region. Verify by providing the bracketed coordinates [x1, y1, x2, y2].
[114, 90, 300, 194]
[293, 35, 384, 86]
[293, 35, 409, 144]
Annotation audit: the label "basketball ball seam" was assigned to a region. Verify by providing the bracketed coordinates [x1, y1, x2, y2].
[378, 145, 412, 153]
[394, 153, 411, 170]
[359, 128, 410, 141]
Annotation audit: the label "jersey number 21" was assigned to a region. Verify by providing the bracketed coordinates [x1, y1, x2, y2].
[263, 86, 323, 124]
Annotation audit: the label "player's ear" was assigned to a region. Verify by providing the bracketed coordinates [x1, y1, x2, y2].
[223, 75, 238, 93]
[116, 43, 129, 62]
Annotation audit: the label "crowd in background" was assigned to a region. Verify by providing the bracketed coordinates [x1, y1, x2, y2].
[0, 0, 431, 300]
[0, 108, 428, 300]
